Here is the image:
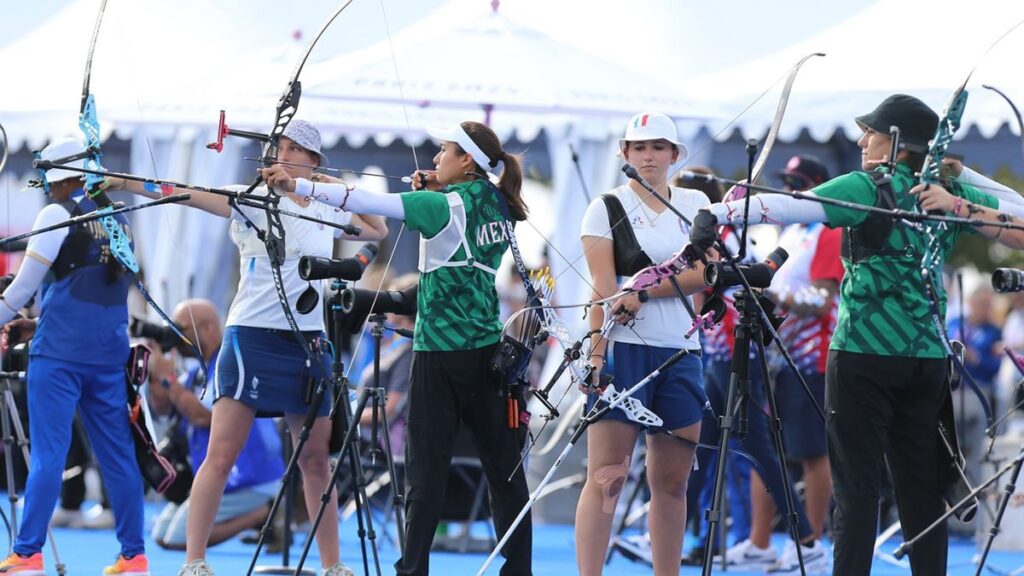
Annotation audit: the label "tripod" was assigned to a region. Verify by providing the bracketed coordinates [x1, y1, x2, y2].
[293, 285, 404, 576]
[245, 279, 370, 576]
[252, 431, 315, 576]
[335, 314, 407, 553]
[700, 288, 809, 576]
[0, 370, 67, 575]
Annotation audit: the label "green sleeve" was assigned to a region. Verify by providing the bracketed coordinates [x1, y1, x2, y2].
[813, 172, 877, 229]
[400, 191, 452, 238]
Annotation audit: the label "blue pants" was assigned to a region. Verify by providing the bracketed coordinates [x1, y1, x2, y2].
[698, 357, 813, 543]
[17, 356, 144, 557]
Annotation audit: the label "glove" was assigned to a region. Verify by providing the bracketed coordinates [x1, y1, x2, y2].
[684, 208, 718, 262]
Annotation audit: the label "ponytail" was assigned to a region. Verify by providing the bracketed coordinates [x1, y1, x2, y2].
[460, 121, 529, 221]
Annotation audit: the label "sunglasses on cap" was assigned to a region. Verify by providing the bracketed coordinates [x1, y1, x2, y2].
[781, 174, 814, 190]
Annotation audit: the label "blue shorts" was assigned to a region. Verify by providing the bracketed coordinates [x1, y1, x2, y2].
[214, 326, 333, 417]
[775, 368, 827, 459]
[586, 341, 708, 431]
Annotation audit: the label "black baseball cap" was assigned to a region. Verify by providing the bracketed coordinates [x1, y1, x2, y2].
[775, 154, 830, 189]
[855, 94, 939, 150]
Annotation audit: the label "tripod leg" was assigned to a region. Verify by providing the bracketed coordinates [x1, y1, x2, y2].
[245, 380, 329, 576]
[1, 385, 19, 538]
[701, 334, 750, 576]
[753, 340, 809, 575]
[373, 387, 406, 555]
[974, 448, 1024, 576]
[5, 390, 66, 575]
[295, 387, 382, 576]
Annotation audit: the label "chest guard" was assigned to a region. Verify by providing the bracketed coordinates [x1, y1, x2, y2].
[418, 192, 498, 276]
[50, 199, 123, 282]
[841, 171, 904, 263]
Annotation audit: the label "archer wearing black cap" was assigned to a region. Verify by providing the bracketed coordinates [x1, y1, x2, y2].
[684, 93, 1024, 575]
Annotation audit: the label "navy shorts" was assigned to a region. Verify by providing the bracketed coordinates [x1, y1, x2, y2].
[214, 326, 333, 417]
[775, 368, 827, 458]
[586, 341, 708, 431]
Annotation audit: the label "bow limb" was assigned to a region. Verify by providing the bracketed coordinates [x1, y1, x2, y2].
[242, 0, 359, 390]
[71, 0, 206, 374]
[982, 84, 1024, 173]
[747, 52, 825, 184]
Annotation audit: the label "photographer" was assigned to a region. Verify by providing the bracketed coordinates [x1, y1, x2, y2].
[146, 299, 285, 550]
[0, 137, 148, 574]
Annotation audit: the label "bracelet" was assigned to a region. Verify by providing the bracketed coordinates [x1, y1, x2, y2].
[340, 184, 353, 210]
[953, 196, 963, 217]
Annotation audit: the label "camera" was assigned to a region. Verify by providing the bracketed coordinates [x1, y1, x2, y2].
[992, 268, 1024, 294]
[704, 247, 789, 290]
[299, 242, 378, 281]
[130, 317, 181, 353]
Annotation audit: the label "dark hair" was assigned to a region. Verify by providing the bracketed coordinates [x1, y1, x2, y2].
[902, 151, 927, 174]
[675, 165, 724, 204]
[459, 121, 528, 221]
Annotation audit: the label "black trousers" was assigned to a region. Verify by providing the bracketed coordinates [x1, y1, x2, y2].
[826, 350, 948, 576]
[395, 344, 532, 576]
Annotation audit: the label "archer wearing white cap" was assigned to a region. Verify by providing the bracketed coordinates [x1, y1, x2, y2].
[106, 118, 387, 576]
[0, 136, 153, 575]
[575, 111, 709, 575]
[261, 120, 533, 576]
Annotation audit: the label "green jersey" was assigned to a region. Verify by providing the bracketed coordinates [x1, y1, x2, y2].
[401, 180, 510, 352]
[814, 163, 996, 358]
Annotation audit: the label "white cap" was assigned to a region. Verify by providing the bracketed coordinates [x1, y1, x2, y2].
[617, 112, 688, 178]
[32, 136, 87, 189]
[427, 124, 503, 174]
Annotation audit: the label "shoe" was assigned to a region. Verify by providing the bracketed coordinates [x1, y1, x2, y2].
[0, 552, 44, 574]
[103, 554, 150, 575]
[49, 507, 85, 528]
[611, 534, 652, 565]
[766, 540, 830, 574]
[177, 559, 214, 576]
[711, 538, 777, 571]
[84, 507, 116, 530]
[321, 562, 354, 576]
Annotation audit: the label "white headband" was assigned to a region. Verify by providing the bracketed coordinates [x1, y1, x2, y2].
[426, 124, 503, 175]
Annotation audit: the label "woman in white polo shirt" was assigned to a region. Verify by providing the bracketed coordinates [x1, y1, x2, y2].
[575, 111, 709, 576]
[106, 119, 387, 576]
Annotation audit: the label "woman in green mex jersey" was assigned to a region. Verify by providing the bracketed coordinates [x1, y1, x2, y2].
[262, 121, 533, 576]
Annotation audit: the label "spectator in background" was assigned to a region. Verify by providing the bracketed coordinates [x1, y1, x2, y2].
[947, 286, 1003, 485]
[147, 299, 285, 550]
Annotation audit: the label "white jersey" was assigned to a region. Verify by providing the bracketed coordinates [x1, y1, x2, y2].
[581, 184, 709, 349]
[223, 185, 352, 331]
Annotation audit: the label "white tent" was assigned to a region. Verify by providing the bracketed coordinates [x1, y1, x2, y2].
[687, 0, 1024, 143]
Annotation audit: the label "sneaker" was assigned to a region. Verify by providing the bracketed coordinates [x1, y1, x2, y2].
[766, 539, 830, 574]
[0, 552, 44, 575]
[711, 539, 777, 571]
[50, 507, 85, 528]
[178, 559, 214, 576]
[611, 534, 652, 565]
[84, 507, 116, 530]
[321, 563, 354, 576]
[103, 554, 150, 575]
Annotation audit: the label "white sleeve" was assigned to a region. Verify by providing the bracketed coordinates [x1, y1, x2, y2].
[708, 193, 827, 226]
[24, 204, 71, 266]
[295, 179, 406, 220]
[959, 167, 1024, 207]
[0, 257, 51, 323]
[579, 196, 612, 239]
